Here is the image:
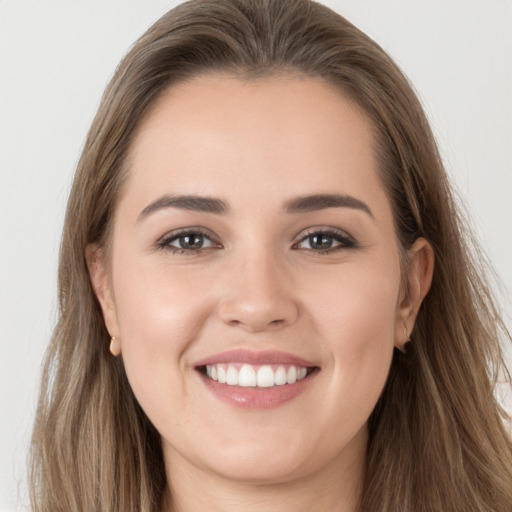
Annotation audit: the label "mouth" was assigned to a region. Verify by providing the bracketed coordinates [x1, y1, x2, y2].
[198, 363, 315, 388]
[193, 350, 320, 408]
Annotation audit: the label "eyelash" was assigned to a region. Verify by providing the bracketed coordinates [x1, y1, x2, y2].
[155, 227, 221, 255]
[293, 227, 357, 254]
[155, 227, 357, 255]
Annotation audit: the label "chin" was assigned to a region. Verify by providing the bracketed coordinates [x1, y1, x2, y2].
[203, 449, 313, 485]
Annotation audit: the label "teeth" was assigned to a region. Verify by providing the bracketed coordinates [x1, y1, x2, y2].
[287, 366, 297, 384]
[257, 365, 275, 387]
[275, 366, 287, 385]
[226, 365, 239, 385]
[217, 366, 227, 384]
[239, 364, 257, 387]
[204, 363, 310, 387]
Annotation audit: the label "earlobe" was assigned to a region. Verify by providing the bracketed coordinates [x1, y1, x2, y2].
[85, 244, 121, 343]
[395, 237, 434, 351]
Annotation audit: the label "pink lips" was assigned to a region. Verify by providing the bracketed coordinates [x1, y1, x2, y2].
[194, 349, 319, 409]
[194, 349, 316, 368]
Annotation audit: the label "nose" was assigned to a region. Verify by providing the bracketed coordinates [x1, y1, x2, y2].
[217, 249, 299, 333]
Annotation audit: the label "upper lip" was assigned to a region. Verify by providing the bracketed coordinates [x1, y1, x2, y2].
[193, 349, 317, 368]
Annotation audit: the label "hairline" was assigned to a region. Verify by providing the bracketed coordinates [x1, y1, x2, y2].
[98, 67, 409, 275]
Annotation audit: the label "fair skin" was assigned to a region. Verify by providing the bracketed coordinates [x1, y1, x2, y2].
[88, 74, 433, 512]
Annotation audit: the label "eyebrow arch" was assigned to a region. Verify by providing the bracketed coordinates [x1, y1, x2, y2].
[137, 194, 229, 221]
[284, 194, 373, 217]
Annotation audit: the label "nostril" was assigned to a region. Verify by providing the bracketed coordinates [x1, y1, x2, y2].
[227, 317, 286, 332]
[218, 294, 299, 332]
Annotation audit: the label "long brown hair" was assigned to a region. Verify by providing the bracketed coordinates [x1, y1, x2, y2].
[30, 1, 512, 510]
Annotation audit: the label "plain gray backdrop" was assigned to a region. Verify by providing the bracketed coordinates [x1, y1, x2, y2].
[1, 1, 511, 510]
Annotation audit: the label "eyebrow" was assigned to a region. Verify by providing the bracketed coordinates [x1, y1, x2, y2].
[284, 194, 373, 217]
[137, 194, 229, 221]
[137, 192, 373, 221]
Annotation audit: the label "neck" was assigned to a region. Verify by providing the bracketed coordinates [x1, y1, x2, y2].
[161, 428, 366, 512]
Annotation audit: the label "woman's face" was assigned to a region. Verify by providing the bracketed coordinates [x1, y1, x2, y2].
[92, 74, 426, 485]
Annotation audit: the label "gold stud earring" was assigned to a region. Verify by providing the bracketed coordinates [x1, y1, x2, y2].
[110, 336, 121, 356]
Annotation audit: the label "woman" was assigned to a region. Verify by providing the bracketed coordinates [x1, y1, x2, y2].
[29, 0, 512, 511]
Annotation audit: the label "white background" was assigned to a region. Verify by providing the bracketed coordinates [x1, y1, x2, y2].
[1, 1, 511, 510]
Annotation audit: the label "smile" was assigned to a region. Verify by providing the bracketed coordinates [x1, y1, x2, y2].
[204, 363, 310, 388]
[194, 350, 319, 409]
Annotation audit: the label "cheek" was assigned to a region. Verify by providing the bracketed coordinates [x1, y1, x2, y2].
[110, 258, 214, 401]
[305, 257, 400, 409]
[113, 253, 213, 339]
[307, 253, 400, 341]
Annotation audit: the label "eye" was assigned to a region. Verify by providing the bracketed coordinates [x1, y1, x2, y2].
[294, 228, 356, 253]
[156, 228, 220, 254]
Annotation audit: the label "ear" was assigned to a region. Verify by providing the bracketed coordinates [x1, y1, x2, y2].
[395, 237, 434, 351]
[85, 244, 121, 354]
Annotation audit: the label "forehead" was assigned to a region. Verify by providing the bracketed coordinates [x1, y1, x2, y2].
[122, 73, 389, 217]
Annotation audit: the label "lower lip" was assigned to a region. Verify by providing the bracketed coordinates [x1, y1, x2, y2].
[198, 370, 318, 409]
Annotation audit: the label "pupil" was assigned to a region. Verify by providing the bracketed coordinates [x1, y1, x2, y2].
[310, 234, 332, 249]
[180, 234, 203, 249]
